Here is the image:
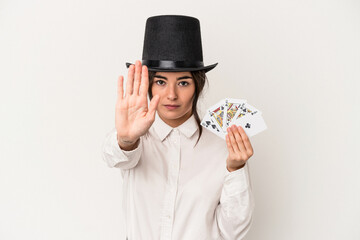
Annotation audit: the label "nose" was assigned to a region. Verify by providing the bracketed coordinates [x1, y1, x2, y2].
[166, 85, 178, 101]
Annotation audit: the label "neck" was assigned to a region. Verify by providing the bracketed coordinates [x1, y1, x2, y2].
[158, 111, 193, 128]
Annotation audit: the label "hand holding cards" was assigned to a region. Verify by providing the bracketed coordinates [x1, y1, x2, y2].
[201, 98, 267, 140]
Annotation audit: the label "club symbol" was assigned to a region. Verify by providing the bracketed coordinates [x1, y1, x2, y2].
[245, 123, 251, 129]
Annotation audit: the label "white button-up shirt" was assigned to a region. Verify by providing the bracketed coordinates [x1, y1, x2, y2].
[102, 112, 255, 240]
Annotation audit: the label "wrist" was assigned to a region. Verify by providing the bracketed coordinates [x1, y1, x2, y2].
[117, 135, 139, 150]
[118, 138, 136, 146]
[227, 163, 246, 172]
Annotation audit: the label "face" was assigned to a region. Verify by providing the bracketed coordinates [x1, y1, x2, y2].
[151, 71, 195, 128]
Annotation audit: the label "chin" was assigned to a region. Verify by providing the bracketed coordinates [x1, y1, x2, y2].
[160, 111, 183, 119]
[158, 108, 188, 119]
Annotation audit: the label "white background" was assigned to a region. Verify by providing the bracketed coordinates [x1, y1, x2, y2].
[1, 0, 359, 239]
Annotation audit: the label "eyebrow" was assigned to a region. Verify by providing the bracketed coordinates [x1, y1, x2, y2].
[154, 75, 193, 80]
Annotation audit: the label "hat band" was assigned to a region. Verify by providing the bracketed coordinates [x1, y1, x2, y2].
[142, 60, 204, 69]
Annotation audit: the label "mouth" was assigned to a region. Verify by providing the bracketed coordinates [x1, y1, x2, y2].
[164, 105, 180, 110]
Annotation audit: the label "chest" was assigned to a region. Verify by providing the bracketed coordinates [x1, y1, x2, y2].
[133, 133, 227, 199]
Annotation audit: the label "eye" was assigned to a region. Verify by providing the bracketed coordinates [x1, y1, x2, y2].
[155, 80, 165, 86]
[179, 81, 189, 86]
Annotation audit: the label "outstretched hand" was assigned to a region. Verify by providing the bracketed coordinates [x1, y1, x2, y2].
[115, 60, 160, 146]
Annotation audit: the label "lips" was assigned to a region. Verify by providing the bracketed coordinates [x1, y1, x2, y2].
[164, 104, 180, 110]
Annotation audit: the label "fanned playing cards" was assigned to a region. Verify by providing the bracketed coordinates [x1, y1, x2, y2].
[201, 98, 267, 140]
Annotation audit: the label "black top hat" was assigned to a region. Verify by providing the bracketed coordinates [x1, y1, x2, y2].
[126, 15, 218, 73]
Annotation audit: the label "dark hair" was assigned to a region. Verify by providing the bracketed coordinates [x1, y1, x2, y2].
[147, 70, 208, 147]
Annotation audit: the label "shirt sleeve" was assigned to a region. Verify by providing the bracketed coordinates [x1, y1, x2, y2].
[216, 162, 255, 240]
[101, 127, 143, 170]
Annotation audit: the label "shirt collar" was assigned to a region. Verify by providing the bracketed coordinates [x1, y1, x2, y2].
[152, 111, 199, 142]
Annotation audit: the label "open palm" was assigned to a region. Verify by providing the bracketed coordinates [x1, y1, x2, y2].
[115, 60, 160, 145]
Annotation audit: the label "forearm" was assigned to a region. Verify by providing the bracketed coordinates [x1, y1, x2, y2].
[217, 163, 255, 239]
[102, 128, 142, 169]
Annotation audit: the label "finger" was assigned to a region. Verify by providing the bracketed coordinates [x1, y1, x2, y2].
[147, 95, 160, 119]
[139, 65, 149, 97]
[133, 60, 142, 96]
[133, 60, 141, 95]
[125, 64, 135, 97]
[225, 133, 235, 155]
[232, 125, 246, 153]
[238, 125, 254, 155]
[117, 75, 124, 101]
[227, 127, 241, 155]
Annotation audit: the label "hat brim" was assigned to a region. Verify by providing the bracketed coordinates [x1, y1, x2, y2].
[125, 62, 218, 73]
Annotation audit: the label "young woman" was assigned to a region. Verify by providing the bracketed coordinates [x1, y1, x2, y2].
[102, 15, 255, 240]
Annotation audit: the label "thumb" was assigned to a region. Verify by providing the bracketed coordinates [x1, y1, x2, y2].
[147, 95, 160, 118]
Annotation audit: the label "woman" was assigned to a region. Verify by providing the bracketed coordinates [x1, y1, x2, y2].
[102, 15, 255, 240]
